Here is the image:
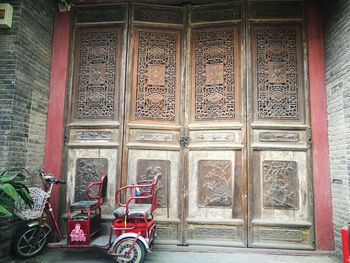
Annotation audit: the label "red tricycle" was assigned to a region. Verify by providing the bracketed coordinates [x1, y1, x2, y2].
[12, 170, 160, 263]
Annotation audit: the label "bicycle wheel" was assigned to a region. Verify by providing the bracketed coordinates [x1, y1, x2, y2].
[11, 224, 50, 258]
[113, 238, 146, 263]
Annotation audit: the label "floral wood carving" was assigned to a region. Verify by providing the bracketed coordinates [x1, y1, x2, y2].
[75, 158, 108, 201]
[263, 161, 299, 209]
[134, 30, 179, 121]
[136, 159, 170, 208]
[75, 29, 119, 120]
[197, 160, 232, 207]
[193, 29, 237, 120]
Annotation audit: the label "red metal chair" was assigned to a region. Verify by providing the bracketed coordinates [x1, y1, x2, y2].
[68, 174, 108, 246]
[112, 174, 160, 240]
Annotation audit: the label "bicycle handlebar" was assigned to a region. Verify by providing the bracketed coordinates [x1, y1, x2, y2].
[37, 170, 66, 185]
[56, 179, 66, 185]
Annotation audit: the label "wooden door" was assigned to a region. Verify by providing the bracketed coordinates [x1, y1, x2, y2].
[123, 4, 185, 244]
[247, 1, 314, 249]
[124, 3, 247, 246]
[64, 6, 128, 216]
[184, 2, 246, 246]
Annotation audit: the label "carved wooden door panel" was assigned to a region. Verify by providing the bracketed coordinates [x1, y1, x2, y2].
[123, 4, 185, 244]
[248, 21, 314, 249]
[184, 3, 246, 246]
[65, 7, 128, 216]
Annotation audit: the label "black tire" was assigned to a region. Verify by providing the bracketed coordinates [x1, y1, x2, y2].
[11, 224, 50, 258]
[113, 238, 146, 263]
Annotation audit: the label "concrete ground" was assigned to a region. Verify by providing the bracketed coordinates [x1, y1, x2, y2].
[9, 246, 341, 263]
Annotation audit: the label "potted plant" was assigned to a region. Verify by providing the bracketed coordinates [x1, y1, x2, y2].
[0, 168, 33, 217]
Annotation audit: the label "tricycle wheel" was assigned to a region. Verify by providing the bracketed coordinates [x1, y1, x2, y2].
[113, 238, 146, 263]
[11, 224, 50, 258]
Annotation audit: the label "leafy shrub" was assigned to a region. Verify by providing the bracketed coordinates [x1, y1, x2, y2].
[0, 168, 33, 217]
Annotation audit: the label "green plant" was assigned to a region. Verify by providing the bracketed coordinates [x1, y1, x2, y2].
[0, 168, 33, 217]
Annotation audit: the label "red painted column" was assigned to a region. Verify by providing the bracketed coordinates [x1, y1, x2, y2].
[307, 0, 334, 251]
[44, 12, 71, 214]
[342, 227, 350, 263]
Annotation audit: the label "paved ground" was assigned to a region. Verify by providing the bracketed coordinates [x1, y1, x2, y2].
[9, 246, 341, 263]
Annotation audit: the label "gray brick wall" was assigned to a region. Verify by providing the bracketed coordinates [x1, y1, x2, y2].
[324, 0, 350, 258]
[0, 0, 55, 261]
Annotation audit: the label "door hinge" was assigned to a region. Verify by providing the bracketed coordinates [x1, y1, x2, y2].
[64, 129, 69, 145]
[306, 127, 312, 149]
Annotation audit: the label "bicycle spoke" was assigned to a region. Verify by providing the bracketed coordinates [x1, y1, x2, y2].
[18, 244, 30, 250]
[29, 229, 36, 238]
[28, 246, 34, 254]
[22, 235, 29, 243]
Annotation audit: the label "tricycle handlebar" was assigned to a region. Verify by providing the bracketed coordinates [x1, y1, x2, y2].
[38, 170, 66, 185]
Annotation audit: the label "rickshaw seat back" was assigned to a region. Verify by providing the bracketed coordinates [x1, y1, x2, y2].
[114, 173, 160, 219]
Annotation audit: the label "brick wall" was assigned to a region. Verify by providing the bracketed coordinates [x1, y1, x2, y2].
[323, 0, 350, 258]
[0, 0, 55, 261]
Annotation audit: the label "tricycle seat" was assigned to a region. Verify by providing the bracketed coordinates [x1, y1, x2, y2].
[70, 200, 98, 210]
[113, 204, 152, 217]
[71, 212, 88, 220]
[68, 174, 108, 246]
[114, 174, 160, 220]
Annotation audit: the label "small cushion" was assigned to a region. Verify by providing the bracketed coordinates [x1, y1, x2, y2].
[70, 200, 98, 210]
[114, 204, 152, 217]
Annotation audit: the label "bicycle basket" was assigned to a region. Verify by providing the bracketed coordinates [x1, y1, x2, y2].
[14, 187, 50, 220]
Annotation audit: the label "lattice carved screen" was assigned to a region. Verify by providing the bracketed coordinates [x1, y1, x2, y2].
[132, 29, 181, 122]
[253, 26, 303, 120]
[73, 28, 120, 120]
[192, 28, 239, 121]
